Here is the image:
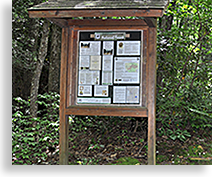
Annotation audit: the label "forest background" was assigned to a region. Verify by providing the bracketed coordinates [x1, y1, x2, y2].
[11, 0, 212, 165]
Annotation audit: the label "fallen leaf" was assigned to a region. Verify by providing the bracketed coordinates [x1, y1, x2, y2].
[111, 153, 117, 158]
[102, 148, 107, 153]
[107, 144, 113, 148]
[197, 145, 203, 151]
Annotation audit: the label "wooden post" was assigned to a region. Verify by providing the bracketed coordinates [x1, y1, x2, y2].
[59, 28, 69, 165]
[147, 18, 157, 165]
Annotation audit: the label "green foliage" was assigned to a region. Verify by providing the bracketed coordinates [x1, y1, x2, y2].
[12, 92, 60, 165]
[12, 0, 212, 165]
[107, 157, 140, 165]
[69, 115, 127, 137]
[156, 0, 212, 141]
[77, 157, 100, 165]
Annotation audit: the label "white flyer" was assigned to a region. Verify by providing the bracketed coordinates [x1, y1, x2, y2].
[114, 57, 140, 84]
[78, 70, 100, 85]
[79, 55, 90, 70]
[102, 55, 113, 71]
[113, 86, 126, 103]
[102, 71, 113, 85]
[126, 86, 139, 103]
[117, 41, 140, 55]
[94, 85, 108, 97]
[113, 86, 140, 104]
[79, 41, 101, 56]
[78, 85, 92, 96]
[90, 55, 101, 70]
[103, 41, 114, 55]
[77, 97, 111, 104]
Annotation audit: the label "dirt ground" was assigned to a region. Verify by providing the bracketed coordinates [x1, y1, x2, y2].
[48, 118, 212, 165]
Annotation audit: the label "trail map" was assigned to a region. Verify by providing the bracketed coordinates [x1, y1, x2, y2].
[114, 57, 140, 84]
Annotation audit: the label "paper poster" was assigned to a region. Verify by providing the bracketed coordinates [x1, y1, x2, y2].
[78, 70, 100, 85]
[102, 55, 113, 71]
[113, 86, 140, 103]
[78, 85, 92, 96]
[103, 41, 114, 55]
[102, 71, 113, 85]
[90, 56, 101, 70]
[114, 57, 140, 84]
[117, 41, 140, 55]
[79, 55, 90, 70]
[79, 41, 101, 56]
[126, 86, 139, 103]
[94, 85, 109, 97]
[113, 86, 126, 103]
[77, 97, 111, 104]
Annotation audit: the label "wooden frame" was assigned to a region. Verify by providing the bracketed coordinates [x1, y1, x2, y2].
[63, 19, 148, 117]
[59, 18, 157, 165]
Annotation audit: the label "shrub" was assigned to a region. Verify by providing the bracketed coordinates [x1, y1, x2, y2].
[12, 92, 60, 165]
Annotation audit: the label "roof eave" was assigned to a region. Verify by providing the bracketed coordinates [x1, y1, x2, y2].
[28, 8, 165, 18]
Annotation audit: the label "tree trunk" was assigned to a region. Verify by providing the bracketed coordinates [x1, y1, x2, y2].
[48, 24, 61, 93]
[30, 20, 50, 118]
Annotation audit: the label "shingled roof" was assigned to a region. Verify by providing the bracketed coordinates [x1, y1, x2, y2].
[28, 0, 169, 19]
[29, 0, 169, 10]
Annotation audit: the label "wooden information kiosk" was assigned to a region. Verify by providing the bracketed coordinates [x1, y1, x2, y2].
[28, 0, 169, 165]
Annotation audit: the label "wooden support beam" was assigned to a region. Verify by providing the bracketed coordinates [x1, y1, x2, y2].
[47, 18, 68, 28]
[147, 18, 157, 165]
[65, 106, 148, 117]
[59, 28, 69, 165]
[68, 19, 148, 27]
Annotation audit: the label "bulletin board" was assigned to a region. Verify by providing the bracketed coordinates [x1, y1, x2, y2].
[64, 22, 149, 118]
[77, 31, 142, 105]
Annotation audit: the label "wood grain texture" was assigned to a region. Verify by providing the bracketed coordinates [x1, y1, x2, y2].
[59, 28, 69, 165]
[147, 18, 157, 165]
[65, 106, 148, 117]
[28, 9, 164, 18]
[68, 19, 148, 27]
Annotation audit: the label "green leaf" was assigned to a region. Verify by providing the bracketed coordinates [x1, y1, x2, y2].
[189, 108, 212, 118]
